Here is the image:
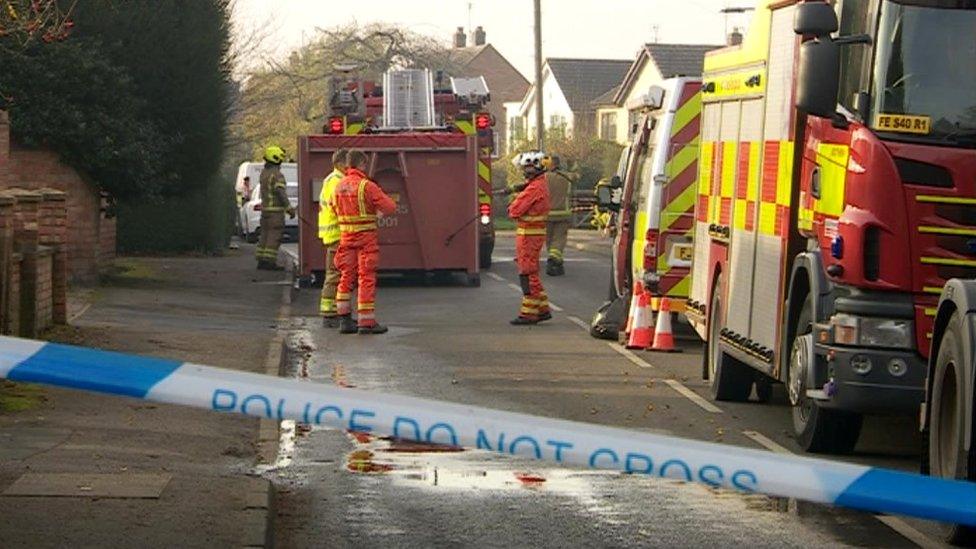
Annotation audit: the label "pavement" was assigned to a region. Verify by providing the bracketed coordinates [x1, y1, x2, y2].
[270, 235, 944, 548]
[0, 245, 289, 548]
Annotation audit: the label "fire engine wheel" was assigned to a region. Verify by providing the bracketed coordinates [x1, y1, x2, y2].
[789, 299, 862, 454]
[707, 277, 753, 402]
[927, 311, 976, 545]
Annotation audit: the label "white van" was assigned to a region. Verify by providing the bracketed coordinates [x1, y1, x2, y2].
[235, 162, 299, 242]
[594, 77, 702, 338]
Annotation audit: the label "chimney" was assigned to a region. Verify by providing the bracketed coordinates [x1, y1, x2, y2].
[728, 28, 743, 46]
[473, 26, 486, 46]
[454, 26, 467, 48]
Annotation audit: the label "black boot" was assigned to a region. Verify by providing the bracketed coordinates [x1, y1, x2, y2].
[546, 260, 565, 276]
[322, 316, 340, 328]
[358, 324, 389, 335]
[338, 315, 358, 334]
[537, 311, 552, 322]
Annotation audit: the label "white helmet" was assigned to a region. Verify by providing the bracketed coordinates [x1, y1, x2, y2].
[513, 150, 546, 173]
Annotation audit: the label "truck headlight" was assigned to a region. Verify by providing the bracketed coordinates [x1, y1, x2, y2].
[829, 314, 914, 349]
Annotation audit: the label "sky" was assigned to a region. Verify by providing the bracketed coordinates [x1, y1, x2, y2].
[232, 0, 758, 78]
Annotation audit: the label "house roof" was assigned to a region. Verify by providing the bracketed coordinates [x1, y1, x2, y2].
[590, 85, 621, 108]
[613, 43, 720, 105]
[545, 58, 632, 112]
[449, 45, 490, 67]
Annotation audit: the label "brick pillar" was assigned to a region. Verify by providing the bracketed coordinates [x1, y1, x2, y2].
[0, 193, 14, 334]
[8, 253, 21, 337]
[0, 110, 10, 165]
[39, 188, 68, 324]
[8, 189, 42, 337]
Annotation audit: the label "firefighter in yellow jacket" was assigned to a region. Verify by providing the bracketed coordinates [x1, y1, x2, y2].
[318, 149, 348, 327]
[545, 156, 573, 276]
[256, 145, 295, 270]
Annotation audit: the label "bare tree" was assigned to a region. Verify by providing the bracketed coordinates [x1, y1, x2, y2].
[0, 0, 76, 50]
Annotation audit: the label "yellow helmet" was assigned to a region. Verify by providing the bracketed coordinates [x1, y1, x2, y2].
[263, 145, 286, 164]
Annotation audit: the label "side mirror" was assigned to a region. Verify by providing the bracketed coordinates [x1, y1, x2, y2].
[794, 2, 838, 37]
[797, 38, 841, 118]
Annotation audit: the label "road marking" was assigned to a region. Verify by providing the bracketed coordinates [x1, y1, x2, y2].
[874, 516, 948, 549]
[567, 315, 589, 331]
[742, 430, 944, 549]
[742, 431, 792, 454]
[661, 379, 723, 414]
[486, 272, 506, 282]
[607, 343, 654, 370]
[549, 303, 565, 312]
[507, 283, 523, 293]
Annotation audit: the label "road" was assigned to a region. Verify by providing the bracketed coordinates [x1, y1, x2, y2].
[272, 236, 943, 548]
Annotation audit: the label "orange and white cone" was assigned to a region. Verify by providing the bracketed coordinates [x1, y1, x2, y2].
[648, 297, 681, 353]
[626, 289, 654, 350]
[621, 280, 643, 341]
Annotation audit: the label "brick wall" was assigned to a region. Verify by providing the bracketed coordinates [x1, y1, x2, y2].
[7, 253, 20, 336]
[38, 189, 68, 324]
[0, 109, 115, 284]
[0, 195, 12, 333]
[33, 249, 53, 332]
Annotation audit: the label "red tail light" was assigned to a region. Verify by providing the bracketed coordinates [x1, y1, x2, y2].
[475, 112, 492, 130]
[479, 203, 491, 217]
[643, 229, 659, 272]
[328, 116, 344, 134]
[254, 203, 262, 212]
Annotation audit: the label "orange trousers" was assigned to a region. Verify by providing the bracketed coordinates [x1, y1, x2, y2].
[335, 231, 379, 327]
[515, 234, 549, 319]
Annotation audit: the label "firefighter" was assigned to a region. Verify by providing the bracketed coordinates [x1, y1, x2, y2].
[318, 149, 348, 328]
[544, 155, 573, 276]
[256, 145, 295, 270]
[334, 149, 397, 335]
[509, 151, 552, 325]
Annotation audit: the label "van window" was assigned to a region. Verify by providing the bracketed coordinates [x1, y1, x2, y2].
[280, 164, 298, 183]
[636, 155, 654, 207]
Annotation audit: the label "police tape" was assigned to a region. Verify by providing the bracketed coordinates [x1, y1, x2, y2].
[0, 334, 974, 526]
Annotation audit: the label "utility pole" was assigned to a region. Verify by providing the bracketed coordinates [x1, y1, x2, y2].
[533, 0, 545, 150]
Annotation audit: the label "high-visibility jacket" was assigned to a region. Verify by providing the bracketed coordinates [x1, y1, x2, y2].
[259, 165, 289, 213]
[508, 174, 550, 236]
[333, 168, 397, 236]
[318, 168, 344, 245]
[547, 171, 572, 220]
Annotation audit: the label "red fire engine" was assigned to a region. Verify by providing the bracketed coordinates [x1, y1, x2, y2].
[297, 67, 496, 286]
[686, 0, 976, 462]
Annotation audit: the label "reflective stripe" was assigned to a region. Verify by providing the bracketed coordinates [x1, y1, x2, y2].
[923, 286, 945, 295]
[919, 226, 976, 237]
[916, 195, 976, 206]
[336, 292, 351, 300]
[478, 161, 491, 183]
[456, 120, 475, 135]
[358, 302, 375, 311]
[520, 215, 548, 222]
[924, 308, 937, 317]
[671, 92, 701, 138]
[516, 228, 547, 236]
[813, 143, 847, 215]
[921, 257, 976, 268]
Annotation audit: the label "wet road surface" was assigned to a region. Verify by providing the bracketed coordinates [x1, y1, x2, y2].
[271, 236, 942, 548]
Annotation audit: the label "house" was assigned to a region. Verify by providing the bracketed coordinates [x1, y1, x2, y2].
[449, 27, 530, 155]
[595, 43, 721, 145]
[512, 58, 632, 147]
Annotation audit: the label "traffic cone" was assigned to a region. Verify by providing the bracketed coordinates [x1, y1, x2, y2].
[648, 297, 681, 353]
[626, 290, 654, 350]
[622, 281, 643, 341]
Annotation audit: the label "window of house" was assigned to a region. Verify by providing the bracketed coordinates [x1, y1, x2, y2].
[509, 116, 525, 144]
[600, 112, 618, 141]
[549, 114, 567, 137]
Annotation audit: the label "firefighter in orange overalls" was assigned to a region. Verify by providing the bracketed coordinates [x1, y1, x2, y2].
[509, 151, 552, 325]
[333, 150, 397, 335]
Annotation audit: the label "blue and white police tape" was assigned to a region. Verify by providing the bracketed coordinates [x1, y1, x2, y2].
[1, 335, 974, 526]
